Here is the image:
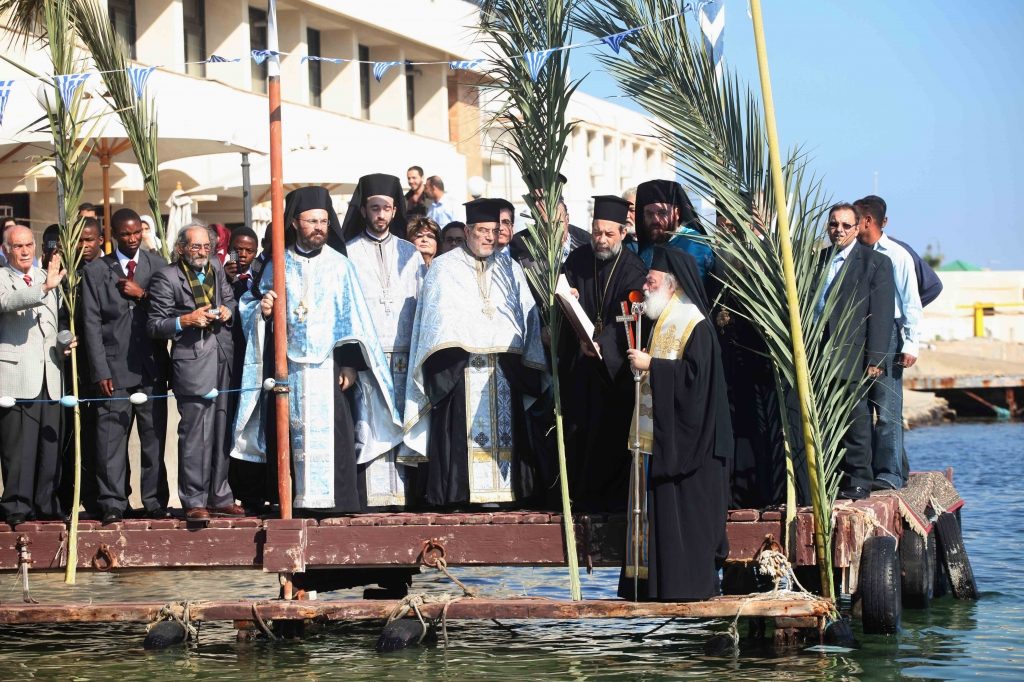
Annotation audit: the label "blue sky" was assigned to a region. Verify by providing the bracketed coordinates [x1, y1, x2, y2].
[569, 0, 1024, 270]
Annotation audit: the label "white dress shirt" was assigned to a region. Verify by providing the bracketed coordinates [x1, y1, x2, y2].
[872, 233, 922, 357]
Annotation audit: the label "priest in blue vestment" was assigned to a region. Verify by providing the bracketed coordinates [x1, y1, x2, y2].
[230, 187, 403, 514]
[404, 198, 547, 508]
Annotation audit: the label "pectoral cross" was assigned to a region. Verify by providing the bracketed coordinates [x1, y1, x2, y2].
[294, 301, 308, 323]
[593, 319, 603, 339]
[379, 289, 393, 315]
[482, 301, 496, 319]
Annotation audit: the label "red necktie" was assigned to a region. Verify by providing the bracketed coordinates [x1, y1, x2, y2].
[126, 260, 136, 280]
[23, 275, 32, 287]
[238, 273, 251, 282]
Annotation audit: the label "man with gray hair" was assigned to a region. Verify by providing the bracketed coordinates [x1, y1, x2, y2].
[148, 221, 240, 520]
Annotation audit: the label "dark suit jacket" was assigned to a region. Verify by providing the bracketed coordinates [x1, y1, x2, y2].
[890, 236, 943, 307]
[821, 242, 896, 380]
[82, 250, 169, 388]
[146, 261, 235, 397]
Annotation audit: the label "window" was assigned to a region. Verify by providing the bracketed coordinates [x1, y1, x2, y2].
[108, 0, 136, 59]
[250, 7, 268, 94]
[358, 44, 370, 119]
[405, 64, 416, 131]
[183, 0, 206, 78]
[307, 28, 322, 107]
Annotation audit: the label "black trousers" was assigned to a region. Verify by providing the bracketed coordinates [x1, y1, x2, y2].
[840, 393, 873, 490]
[0, 381, 62, 519]
[94, 381, 168, 513]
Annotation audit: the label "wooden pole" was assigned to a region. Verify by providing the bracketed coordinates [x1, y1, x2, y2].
[266, 0, 292, 525]
[748, 0, 833, 599]
[99, 144, 112, 254]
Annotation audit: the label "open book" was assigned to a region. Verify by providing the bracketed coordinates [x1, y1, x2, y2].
[555, 274, 602, 359]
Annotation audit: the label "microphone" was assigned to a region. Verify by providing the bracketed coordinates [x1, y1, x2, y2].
[57, 330, 74, 348]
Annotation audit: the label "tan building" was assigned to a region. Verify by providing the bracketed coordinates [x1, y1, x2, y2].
[1, 0, 672, 237]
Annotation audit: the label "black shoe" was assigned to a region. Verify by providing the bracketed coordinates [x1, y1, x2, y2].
[6, 513, 26, 528]
[839, 485, 870, 501]
[145, 507, 173, 520]
[102, 509, 124, 525]
[871, 479, 898, 492]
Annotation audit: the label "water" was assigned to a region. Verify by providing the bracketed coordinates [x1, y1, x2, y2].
[2, 422, 1021, 680]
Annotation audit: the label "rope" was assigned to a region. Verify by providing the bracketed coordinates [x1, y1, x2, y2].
[147, 600, 200, 643]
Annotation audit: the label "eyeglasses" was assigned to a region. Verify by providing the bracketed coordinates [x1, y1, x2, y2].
[827, 220, 856, 231]
[299, 218, 330, 227]
[187, 243, 212, 252]
[499, 219, 514, 227]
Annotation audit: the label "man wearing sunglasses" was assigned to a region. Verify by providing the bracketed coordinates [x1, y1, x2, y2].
[817, 202, 895, 501]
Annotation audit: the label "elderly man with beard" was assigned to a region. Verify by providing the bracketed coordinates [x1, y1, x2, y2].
[148, 222, 240, 520]
[620, 246, 733, 601]
[404, 198, 546, 508]
[559, 195, 647, 511]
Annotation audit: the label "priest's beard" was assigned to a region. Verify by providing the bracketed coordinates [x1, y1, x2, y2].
[594, 240, 623, 261]
[644, 286, 675, 320]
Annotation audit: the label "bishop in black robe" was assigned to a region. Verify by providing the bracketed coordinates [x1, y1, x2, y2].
[560, 195, 647, 511]
[620, 247, 734, 602]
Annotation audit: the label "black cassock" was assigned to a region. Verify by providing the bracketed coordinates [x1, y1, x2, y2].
[561, 244, 647, 511]
[619, 320, 733, 602]
[420, 348, 544, 508]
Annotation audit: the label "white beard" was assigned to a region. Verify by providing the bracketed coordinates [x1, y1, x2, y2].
[644, 287, 673, 320]
[594, 241, 622, 261]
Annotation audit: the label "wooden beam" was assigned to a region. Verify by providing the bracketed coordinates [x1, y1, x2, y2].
[0, 596, 832, 625]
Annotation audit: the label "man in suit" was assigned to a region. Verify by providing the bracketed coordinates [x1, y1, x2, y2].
[148, 222, 242, 521]
[82, 208, 170, 524]
[817, 202, 895, 500]
[0, 226, 67, 526]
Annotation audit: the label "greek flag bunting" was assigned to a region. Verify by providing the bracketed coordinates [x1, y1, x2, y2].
[206, 54, 241, 63]
[126, 66, 156, 99]
[251, 50, 280, 65]
[301, 55, 343, 64]
[449, 59, 484, 71]
[523, 48, 556, 81]
[0, 80, 13, 125]
[56, 73, 90, 108]
[601, 27, 640, 54]
[373, 61, 401, 82]
[698, 0, 725, 78]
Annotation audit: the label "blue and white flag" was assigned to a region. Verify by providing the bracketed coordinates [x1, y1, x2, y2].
[251, 49, 280, 65]
[449, 59, 484, 71]
[0, 80, 14, 125]
[301, 55, 343, 64]
[373, 61, 401, 82]
[56, 73, 90, 108]
[207, 54, 241, 63]
[601, 27, 640, 54]
[698, 0, 725, 78]
[523, 48, 556, 81]
[126, 66, 156, 99]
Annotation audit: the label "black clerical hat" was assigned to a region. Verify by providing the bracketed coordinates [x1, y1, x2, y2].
[650, 245, 710, 317]
[340, 173, 408, 242]
[592, 195, 630, 224]
[635, 179, 702, 247]
[464, 198, 504, 225]
[525, 171, 568, 188]
[283, 185, 345, 255]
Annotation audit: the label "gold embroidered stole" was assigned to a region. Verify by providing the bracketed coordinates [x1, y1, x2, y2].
[632, 294, 705, 454]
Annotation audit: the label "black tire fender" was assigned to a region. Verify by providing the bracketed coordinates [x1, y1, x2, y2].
[899, 528, 934, 609]
[934, 511, 979, 600]
[857, 535, 902, 635]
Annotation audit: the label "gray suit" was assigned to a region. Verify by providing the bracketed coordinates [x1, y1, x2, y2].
[0, 264, 63, 519]
[147, 261, 235, 509]
[82, 250, 169, 514]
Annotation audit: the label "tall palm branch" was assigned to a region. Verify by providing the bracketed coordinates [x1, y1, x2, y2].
[479, 0, 583, 600]
[576, 0, 868, 595]
[2, 0, 99, 584]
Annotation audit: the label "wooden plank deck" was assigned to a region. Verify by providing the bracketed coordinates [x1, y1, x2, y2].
[0, 595, 832, 625]
[0, 496, 902, 573]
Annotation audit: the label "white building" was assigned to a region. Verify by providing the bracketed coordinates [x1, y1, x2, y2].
[0, 0, 673, 238]
[920, 270, 1024, 342]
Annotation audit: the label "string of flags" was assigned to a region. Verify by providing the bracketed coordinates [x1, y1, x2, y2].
[0, 3, 723, 127]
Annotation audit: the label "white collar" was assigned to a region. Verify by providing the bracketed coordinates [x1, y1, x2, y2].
[834, 239, 856, 261]
[115, 248, 138, 271]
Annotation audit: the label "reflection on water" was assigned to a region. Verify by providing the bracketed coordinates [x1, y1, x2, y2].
[1, 422, 1022, 680]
